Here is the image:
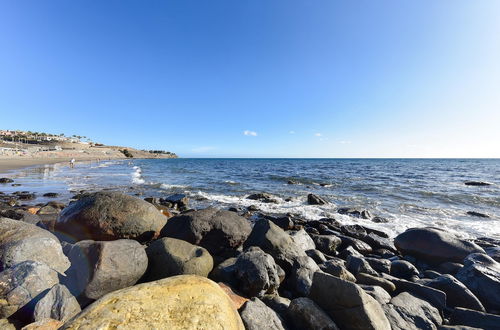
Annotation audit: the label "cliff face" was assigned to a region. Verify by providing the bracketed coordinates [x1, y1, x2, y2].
[116, 148, 178, 159]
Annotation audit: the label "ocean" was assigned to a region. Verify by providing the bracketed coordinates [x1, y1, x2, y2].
[3, 158, 499, 239]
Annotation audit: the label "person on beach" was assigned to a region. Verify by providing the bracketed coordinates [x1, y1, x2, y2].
[70, 158, 75, 168]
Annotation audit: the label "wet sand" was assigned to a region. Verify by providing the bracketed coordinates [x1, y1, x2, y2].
[0, 157, 103, 174]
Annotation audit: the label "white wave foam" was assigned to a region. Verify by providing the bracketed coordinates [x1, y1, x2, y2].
[131, 166, 145, 184]
[160, 183, 188, 190]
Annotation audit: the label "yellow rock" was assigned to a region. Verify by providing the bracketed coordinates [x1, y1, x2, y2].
[63, 275, 245, 330]
[22, 319, 63, 330]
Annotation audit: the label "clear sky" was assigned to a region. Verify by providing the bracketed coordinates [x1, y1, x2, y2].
[1, 1, 499, 158]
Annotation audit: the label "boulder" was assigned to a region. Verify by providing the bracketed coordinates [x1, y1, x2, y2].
[233, 247, 282, 298]
[394, 227, 485, 264]
[309, 272, 391, 330]
[365, 257, 391, 274]
[208, 257, 238, 287]
[144, 237, 213, 281]
[239, 298, 286, 330]
[55, 191, 167, 242]
[0, 217, 70, 273]
[288, 297, 339, 330]
[0, 178, 14, 184]
[62, 275, 244, 329]
[33, 284, 80, 322]
[466, 211, 489, 218]
[456, 253, 500, 312]
[356, 273, 395, 293]
[218, 283, 248, 309]
[286, 255, 320, 297]
[449, 307, 500, 330]
[419, 274, 485, 311]
[260, 295, 291, 322]
[464, 181, 491, 186]
[347, 255, 378, 276]
[161, 207, 251, 256]
[289, 229, 315, 251]
[306, 249, 327, 264]
[22, 319, 63, 330]
[390, 260, 419, 280]
[436, 261, 463, 275]
[337, 207, 371, 219]
[307, 194, 329, 205]
[360, 285, 392, 305]
[247, 193, 279, 204]
[0, 261, 59, 318]
[320, 259, 357, 282]
[0, 209, 40, 225]
[311, 234, 341, 255]
[64, 239, 148, 303]
[384, 292, 442, 330]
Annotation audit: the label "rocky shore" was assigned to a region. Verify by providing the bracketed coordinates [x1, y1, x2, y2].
[0, 178, 499, 329]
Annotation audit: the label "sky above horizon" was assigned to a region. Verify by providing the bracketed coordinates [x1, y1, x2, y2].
[1, 1, 499, 158]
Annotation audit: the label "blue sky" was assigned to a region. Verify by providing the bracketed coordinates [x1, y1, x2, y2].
[0, 1, 499, 157]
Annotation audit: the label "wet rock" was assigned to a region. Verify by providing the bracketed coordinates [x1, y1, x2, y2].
[360, 285, 392, 305]
[160, 193, 189, 211]
[337, 207, 372, 219]
[0, 217, 70, 273]
[455, 253, 500, 312]
[289, 229, 315, 251]
[161, 207, 251, 257]
[0, 178, 14, 184]
[419, 274, 485, 311]
[233, 247, 282, 298]
[247, 193, 279, 204]
[464, 181, 491, 186]
[65, 239, 148, 304]
[356, 272, 395, 293]
[307, 194, 329, 205]
[309, 272, 391, 330]
[449, 307, 500, 330]
[372, 216, 389, 223]
[0, 209, 40, 225]
[42, 193, 59, 198]
[63, 275, 245, 329]
[485, 246, 500, 262]
[144, 237, 213, 281]
[239, 298, 286, 330]
[0, 261, 59, 318]
[269, 216, 294, 230]
[391, 260, 420, 280]
[363, 233, 396, 252]
[310, 234, 341, 255]
[394, 227, 485, 264]
[33, 284, 80, 322]
[338, 234, 373, 254]
[466, 211, 489, 218]
[384, 292, 442, 330]
[288, 297, 339, 330]
[56, 191, 167, 243]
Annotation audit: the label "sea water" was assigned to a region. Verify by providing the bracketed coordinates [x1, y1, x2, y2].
[2, 158, 499, 239]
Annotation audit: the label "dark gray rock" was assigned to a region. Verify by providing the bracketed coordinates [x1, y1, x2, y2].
[338, 235, 373, 254]
[269, 216, 294, 230]
[289, 229, 315, 251]
[356, 272, 396, 293]
[42, 193, 59, 198]
[338, 245, 364, 259]
[456, 253, 500, 312]
[56, 191, 167, 242]
[384, 292, 442, 330]
[337, 207, 371, 219]
[287, 297, 339, 330]
[419, 274, 485, 312]
[307, 194, 329, 205]
[64, 239, 148, 304]
[485, 246, 500, 262]
[160, 193, 189, 210]
[161, 207, 251, 257]
[464, 181, 491, 186]
[320, 258, 357, 282]
[309, 272, 391, 330]
[363, 233, 396, 251]
[144, 237, 213, 281]
[436, 261, 463, 275]
[305, 249, 327, 264]
[360, 285, 392, 305]
[365, 257, 391, 274]
[261, 295, 291, 322]
[0, 217, 70, 273]
[394, 227, 485, 264]
[0, 209, 40, 225]
[233, 247, 282, 298]
[347, 255, 378, 276]
[466, 211, 489, 218]
[0, 261, 59, 318]
[391, 260, 420, 280]
[33, 284, 80, 322]
[239, 298, 286, 330]
[208, 257, 237, 286]
[247, 193, 279, 204]
[449, 307, 500, 330]
[0, 178, 14, 184]
[310, 234, 341, 255]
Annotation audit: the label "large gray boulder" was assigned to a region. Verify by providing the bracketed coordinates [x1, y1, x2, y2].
[456, 253, 500, 312]
[310, 234, 342, 255]
[320, 259, 357, 282]
[239, 298, 286, 330]
[55, 191, 167, 242]
[33, 284, 80, 322]
[394, 227, 485, 264]
[160, 208, 251, 256]
[449, 307, 500, 330]
[309, 272, 391, 330]
[420, 274, 485, 312]
[384, 292, 442, 330]
[0, 261, 59, 318]
[64, 239, 148, 304]
[289, 229, 315, 251]
[288, 297, 339, 330]
[233, 247, 283, 298]
[144, 237, 213, 281]
[0, 217, 70, 273]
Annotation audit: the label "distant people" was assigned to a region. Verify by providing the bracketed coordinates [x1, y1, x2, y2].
[70, 158, 75, 168]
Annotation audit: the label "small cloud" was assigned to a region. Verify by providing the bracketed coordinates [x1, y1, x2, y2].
[314, 133, 322, 137]
[319, 137, 329, 141]
[289, 130, 295, 134]
[243, 130, 258, 136]
[192, 146, 216, 153]
[338, 140, 351, 144]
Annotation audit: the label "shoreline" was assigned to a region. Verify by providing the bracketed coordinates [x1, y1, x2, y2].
[0, 156, 122, 174]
